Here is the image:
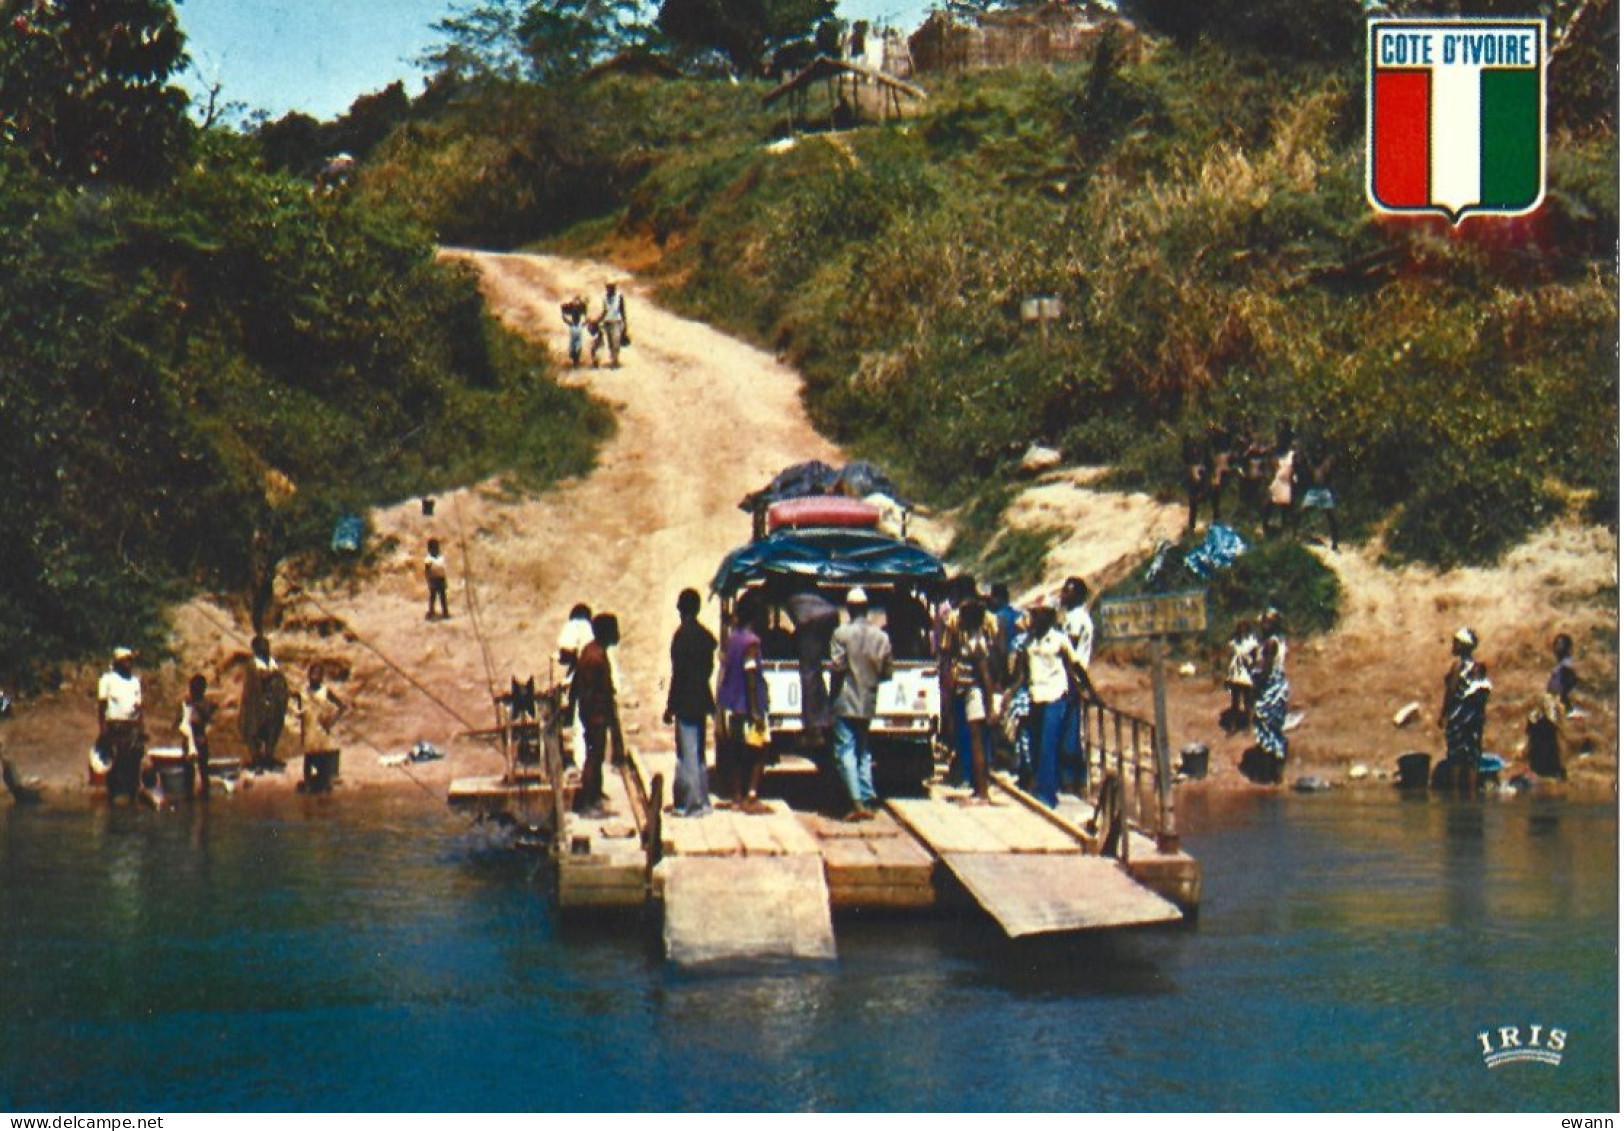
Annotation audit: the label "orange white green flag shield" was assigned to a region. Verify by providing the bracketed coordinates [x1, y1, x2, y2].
[1366, 19, 1546, 223]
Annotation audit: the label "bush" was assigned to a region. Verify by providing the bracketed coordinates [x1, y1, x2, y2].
[0, 136, 610, 681]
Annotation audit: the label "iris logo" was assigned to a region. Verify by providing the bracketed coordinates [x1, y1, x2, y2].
[1478, 1024, 1567, 1068]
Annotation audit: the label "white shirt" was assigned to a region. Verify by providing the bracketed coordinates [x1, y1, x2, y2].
[98, 669, 142, 722]
[1063, 604, 1094, 669]
[557, 617, 594, 671]
[1027, 628, 1079, 705]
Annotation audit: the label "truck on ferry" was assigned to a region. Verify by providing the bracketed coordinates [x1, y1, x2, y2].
[710, 462, 945, 787]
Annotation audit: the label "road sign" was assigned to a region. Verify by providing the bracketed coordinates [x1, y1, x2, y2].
[1096, 589, 1208, 642]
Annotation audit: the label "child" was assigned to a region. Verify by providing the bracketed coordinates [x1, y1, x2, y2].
[177, 673, 217, 797]
[425, 538, 450, 620]
[296, 662, 345, 794]
[1223, 619, 1259, 734]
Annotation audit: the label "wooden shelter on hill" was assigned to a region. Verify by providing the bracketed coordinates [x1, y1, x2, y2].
[763, 56, 929, 130]
[909, 0, 1142, 73]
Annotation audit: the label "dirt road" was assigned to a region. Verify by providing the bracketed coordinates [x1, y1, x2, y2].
[5, 251, 1614, 798]
[4, 251, 848, 794]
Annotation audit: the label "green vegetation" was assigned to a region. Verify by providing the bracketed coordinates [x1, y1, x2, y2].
[1103, 536, 1344, 656]
[526, 39, 1610, 576]
[268, 0, 1620, 589]
[0, 7, 611, 683]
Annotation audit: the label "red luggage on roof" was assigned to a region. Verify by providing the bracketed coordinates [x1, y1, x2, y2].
[766, 496, 881, 532]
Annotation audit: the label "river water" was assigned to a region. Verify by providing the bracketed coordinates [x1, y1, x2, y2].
[0, 787, 1614, 1112]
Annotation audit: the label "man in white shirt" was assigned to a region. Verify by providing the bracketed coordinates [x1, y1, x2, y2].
[424, 538, 450, 620]
[1058, 577, 1098, 791]
[97, 647, 145, 800]
[556, 604, 595, 769]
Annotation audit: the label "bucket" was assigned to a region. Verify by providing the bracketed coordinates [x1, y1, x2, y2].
[1179, 743, 1209, 780]
[1395, 751, 1431, 789]
[157, 764, 191, 798]
[149, 747, 193, 799]
[88, 745, 111, 787]
[303, 750, 340, 793]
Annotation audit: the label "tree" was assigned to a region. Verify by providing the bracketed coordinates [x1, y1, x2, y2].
[0, 0, 192, 185]
[423, 0, 651, 83]
[656, 0, 835, 76]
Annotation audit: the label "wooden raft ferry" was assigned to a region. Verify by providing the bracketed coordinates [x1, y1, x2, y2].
[451, 692, 1202, 966]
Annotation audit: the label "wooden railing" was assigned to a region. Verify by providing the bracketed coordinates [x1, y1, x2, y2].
[1076, 696, 1169, 846]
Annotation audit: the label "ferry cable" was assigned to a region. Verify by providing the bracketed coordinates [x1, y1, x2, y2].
[293, 588, 484, 735]
[449, 491, 502, 709]
[147, 584, 488, 819]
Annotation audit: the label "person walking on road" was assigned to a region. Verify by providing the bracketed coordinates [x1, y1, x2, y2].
[828, 587, 892, 821]
[592, 281, 628, 369]
[664, 588, 717, 817]
[561, 294, 589, 368]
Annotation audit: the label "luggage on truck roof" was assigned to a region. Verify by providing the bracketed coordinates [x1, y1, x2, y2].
[766, 496, 881, 533]
[738, 459, 911, 512]
[711, 528, 946, 597]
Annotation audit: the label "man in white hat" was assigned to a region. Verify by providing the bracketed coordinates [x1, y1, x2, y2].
[828, 587, 892, 821]
[97, 648, 145, 800]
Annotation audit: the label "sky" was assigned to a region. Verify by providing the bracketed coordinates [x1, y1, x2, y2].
[176, 0, 930, 122]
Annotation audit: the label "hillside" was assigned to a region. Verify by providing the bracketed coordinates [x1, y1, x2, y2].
[358, 40, 1617, 579]
[5, 254, 1611, 799]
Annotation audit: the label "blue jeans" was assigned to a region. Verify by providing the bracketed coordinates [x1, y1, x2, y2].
[833, 717, 877, 810]
[673, 719, 711, 814]
[1058, 691, 1086, 790]
[1032, 699, 1067, 808]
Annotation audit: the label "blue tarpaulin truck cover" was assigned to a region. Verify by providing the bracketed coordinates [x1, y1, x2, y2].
[712, 528, 946, 597]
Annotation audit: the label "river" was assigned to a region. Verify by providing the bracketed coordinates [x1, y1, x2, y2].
[0, 788, 1614, 1112]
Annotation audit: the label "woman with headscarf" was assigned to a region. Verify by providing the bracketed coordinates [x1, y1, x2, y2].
[1251, 609, 1290, 784]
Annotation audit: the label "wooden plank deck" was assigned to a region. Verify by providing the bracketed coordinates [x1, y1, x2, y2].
[556, 763, 646, 909]
[887, 795, 1079, 855]
[799, 811, 936, 909]
[660, 854, 837, 965]
[941, 854, 1182, 937]
[888, 785, 1187, 936]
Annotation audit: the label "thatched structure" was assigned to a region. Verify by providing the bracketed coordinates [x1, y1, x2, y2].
[763, 57, 929, 129]
[909, 0, 1142, 73]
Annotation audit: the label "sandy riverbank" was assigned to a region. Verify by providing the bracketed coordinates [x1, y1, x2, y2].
[2, 251, 1614, 808]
